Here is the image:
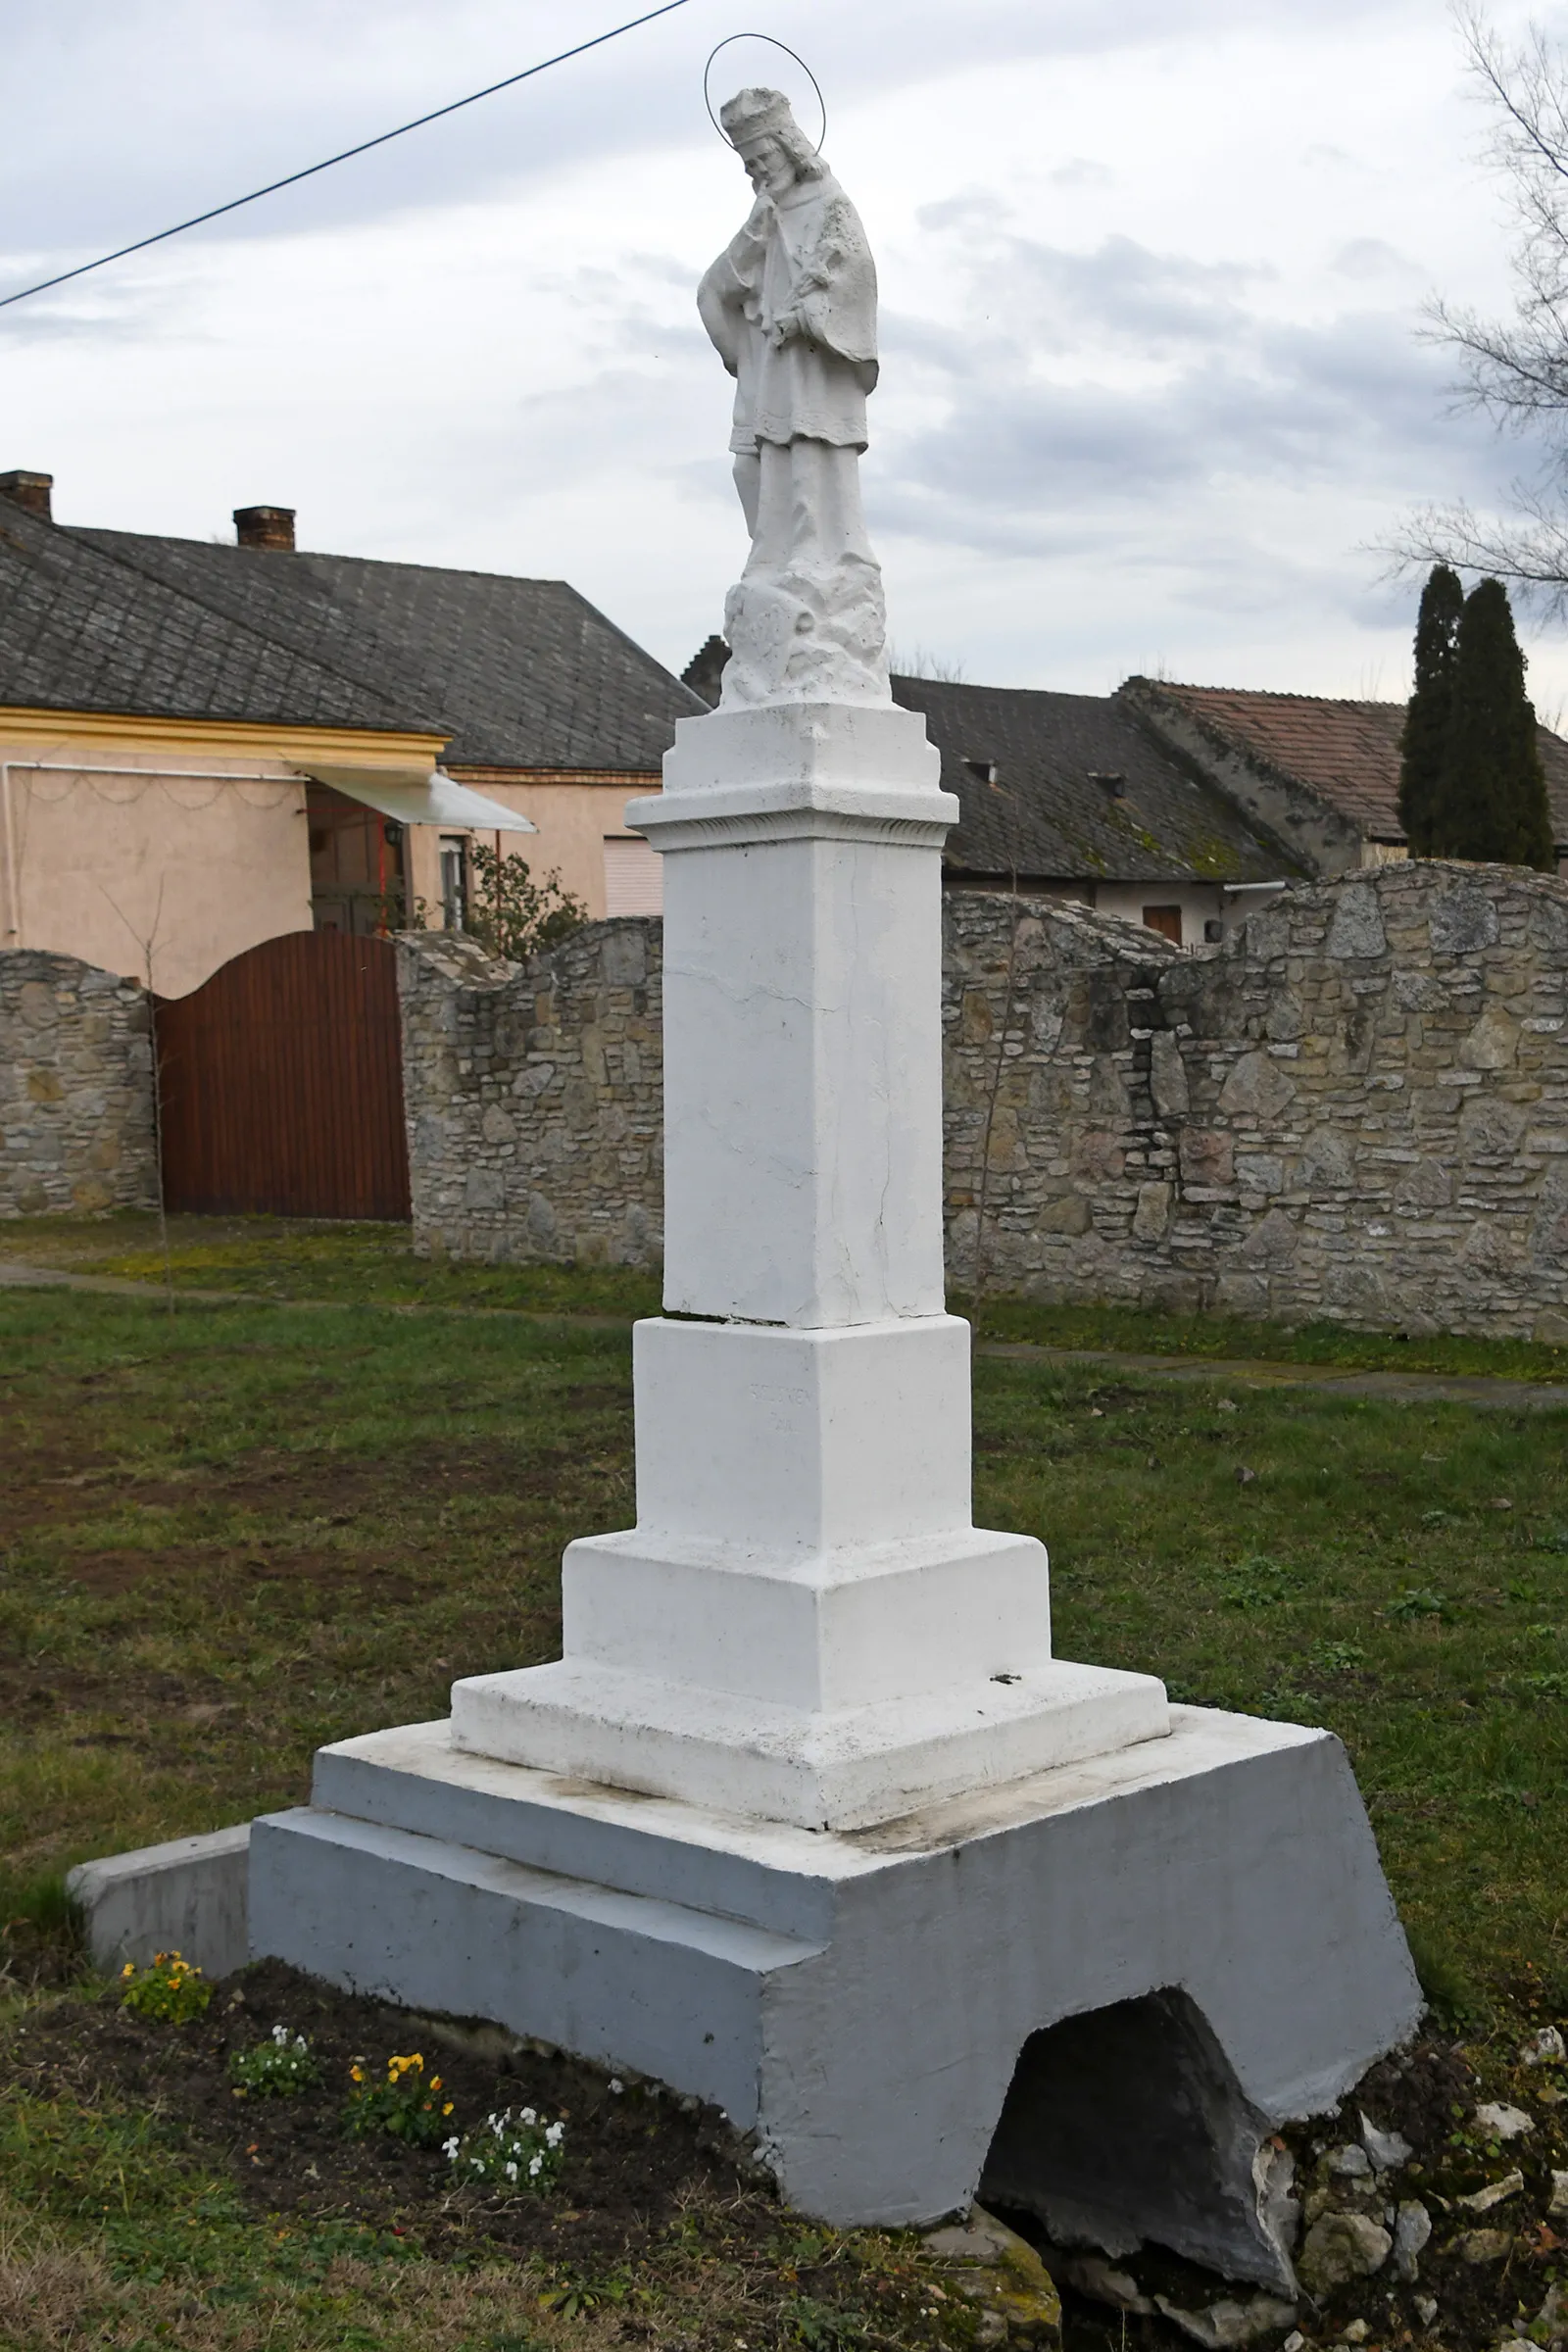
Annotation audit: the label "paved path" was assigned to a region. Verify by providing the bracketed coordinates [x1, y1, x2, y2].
[974, 1340, 1568, 1412]
[7, 1256, 1568, 1410]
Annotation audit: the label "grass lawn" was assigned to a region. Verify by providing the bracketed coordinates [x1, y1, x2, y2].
[9, 1209, 1568, 1381]
[0, 1211, 663, 1321]
[2, 1218, 1566, 2346]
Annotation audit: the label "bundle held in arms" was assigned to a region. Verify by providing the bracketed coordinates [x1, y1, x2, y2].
[699, 86, 887, 708]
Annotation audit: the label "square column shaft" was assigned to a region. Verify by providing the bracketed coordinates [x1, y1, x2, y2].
[642, 704, 953, 1327]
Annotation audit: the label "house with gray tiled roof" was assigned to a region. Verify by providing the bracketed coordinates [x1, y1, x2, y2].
[0, 470, 702, 993]
[890, 674, 1303, 948]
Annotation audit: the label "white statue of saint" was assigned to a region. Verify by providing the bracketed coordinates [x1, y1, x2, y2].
[698, 86, 890, 708]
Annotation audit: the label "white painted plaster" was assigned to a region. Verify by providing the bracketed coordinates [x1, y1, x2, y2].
[457, 696, 1165, 1823]
[700, 90, 889, 710]
[69, 1824, 251, 1978]
[251, 1708, 1423, 2240]
[626, 1316, 973, 1551]
[633, 706, 953, 1329]
[449, 1655, 1166, 1831]
[559, 1527, 1052, 1711]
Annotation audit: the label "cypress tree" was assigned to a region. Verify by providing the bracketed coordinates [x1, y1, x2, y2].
[1431, 578, 1555, 868]
[1398, 564, 1464, 854]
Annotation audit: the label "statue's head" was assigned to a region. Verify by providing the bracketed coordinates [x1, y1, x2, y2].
[720, 86, 823, 197]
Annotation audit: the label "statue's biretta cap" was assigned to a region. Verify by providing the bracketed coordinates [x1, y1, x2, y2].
[719, 86, 795, 152]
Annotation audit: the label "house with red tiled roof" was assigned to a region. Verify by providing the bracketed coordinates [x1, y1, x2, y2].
[1119, 679, 1568, 880]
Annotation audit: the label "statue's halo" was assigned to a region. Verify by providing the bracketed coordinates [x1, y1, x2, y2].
[703, 35, 826, 154]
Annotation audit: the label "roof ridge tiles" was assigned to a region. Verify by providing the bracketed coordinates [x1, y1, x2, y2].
[1140, 678, 1401, 712]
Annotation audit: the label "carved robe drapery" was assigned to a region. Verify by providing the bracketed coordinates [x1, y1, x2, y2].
[699, 174, 878, 455]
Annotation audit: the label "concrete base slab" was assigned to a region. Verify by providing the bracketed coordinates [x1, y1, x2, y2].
[69, 1824, 251, 1979]
[250, 1708, 1421, 2278]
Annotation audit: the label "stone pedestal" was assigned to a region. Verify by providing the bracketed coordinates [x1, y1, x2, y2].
[251, 696, 1422, 2258]
[447, 702, 1166, 1825]
[251, 1710, 1422, 2269]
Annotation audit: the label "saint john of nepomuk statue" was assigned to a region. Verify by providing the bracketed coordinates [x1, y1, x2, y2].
[699, 86, 890, 707]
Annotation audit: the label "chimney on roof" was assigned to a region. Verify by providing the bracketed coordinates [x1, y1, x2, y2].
[0, 470, 53, 521]
[234, 504, 296, 552]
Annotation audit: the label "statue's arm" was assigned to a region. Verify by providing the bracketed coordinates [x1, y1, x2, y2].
[698, 209, 767, 375]
[698, 263, 745, 374]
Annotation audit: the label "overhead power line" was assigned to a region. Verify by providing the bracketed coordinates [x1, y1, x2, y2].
[0, 0, 693, 316]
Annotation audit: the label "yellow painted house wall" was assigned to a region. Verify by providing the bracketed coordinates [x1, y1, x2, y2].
[0, 711, 445, 998]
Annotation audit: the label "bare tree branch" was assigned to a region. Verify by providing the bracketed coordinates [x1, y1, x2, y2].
[1381, 488, 1568, 615]
[1394, 8, 1568, 600]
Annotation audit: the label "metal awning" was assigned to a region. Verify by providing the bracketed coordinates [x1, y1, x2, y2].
[296, 764, 536, 833]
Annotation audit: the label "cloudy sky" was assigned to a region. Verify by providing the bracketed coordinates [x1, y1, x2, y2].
[4, 0, 1566, 710]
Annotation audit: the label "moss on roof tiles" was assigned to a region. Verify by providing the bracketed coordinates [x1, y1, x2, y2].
[891, 674, 1297, 886]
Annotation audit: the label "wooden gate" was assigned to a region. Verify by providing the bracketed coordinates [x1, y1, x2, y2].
[155, 931, 411, 1219]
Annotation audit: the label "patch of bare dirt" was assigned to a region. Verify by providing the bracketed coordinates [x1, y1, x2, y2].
[12, 1960, 772, 2274]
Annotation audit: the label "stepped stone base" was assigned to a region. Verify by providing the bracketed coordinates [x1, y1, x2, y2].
[249, 1707, 1421, 2275]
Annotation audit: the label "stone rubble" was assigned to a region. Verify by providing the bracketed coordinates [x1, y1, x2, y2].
[1297, 2210, 1393, 2292]
[1455, 2167, 1524, 2211]
[1155, 2291, 1298, 2347]
[1358, 2113, 1412, 2172]
[1473, 2101, 1534, 2140]
[919, 2204, 1061, 2347]
[1024, 2011, 1566, 2352]
[1391, 2197, 1431, 2280]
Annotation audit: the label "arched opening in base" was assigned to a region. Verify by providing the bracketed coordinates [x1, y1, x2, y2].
[979, 1987, 1296, 2290]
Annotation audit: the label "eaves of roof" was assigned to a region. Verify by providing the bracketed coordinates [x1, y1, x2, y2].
[72, 530, 707, 770]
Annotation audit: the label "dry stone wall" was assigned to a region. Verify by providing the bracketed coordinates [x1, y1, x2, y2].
[400, 924, 663, 1267]
[944, 863, 1568, 1341]
[400, 865, 1568, 1340]
[0, 951, 158, 1216]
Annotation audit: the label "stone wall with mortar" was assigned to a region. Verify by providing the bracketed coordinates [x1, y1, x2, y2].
[399, 924, 663, 1267]
[943, 862, 1568, 1341]
[0, 951, 158, 1216]
[400, 866, 1568, 1339]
